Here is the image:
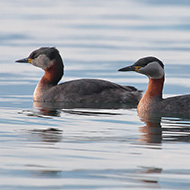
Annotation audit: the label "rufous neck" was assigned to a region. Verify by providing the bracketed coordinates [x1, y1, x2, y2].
[145, 76, 165, 98]
[33, 62, 63, 101]
[42, 61, 63, 85]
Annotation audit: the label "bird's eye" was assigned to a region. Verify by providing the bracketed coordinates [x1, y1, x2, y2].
[29, 51, 37, 59]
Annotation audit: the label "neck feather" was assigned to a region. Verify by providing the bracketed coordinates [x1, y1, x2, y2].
[33, 61, 63, 101]
[145, 76, 164, 98]
[137, 76, 164, 118]
[44, 62, 63, 85]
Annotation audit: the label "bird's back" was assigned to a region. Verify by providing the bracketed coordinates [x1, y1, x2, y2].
[39, 78, 142, 105]
[159, 94, 190, 115]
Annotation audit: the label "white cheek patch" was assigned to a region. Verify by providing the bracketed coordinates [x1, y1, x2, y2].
[139, 61, 164, 79]
[31, 54, 53, 70]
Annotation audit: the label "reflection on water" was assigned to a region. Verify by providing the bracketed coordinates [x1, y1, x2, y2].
[33, 100, 139, 110]
[34, 102, 127, 117]
[1, 0, 190, 189]
[1, 104, 190, 189]
[139, 113, 190, 145]
[29, 128, 63, 143]
[139, 116, 162, 144]
[162, 118, 190, 143]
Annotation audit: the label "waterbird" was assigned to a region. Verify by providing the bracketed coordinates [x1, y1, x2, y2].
[16, 47, 142, 108]
[119, 56, 190, 117]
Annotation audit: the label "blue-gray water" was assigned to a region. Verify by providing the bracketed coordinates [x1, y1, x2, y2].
[1, 0, 190, 189]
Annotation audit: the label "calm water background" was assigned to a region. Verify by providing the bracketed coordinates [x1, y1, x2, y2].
[1, 0, 190, 189]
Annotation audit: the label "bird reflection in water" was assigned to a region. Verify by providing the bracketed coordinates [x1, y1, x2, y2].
[33, 101, 122, 117]
[29, 128, 63, 143]
[138, 112, 190, 145]
[138, 114, 162, 144]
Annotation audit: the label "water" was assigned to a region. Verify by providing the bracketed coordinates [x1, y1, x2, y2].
[1, 0, 190, 189]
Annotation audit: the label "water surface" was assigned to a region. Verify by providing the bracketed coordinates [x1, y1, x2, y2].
[0, 0, 190, 189]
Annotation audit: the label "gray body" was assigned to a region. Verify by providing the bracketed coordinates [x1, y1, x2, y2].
[37, 78, 141, 104]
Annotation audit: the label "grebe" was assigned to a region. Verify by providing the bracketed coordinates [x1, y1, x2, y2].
[16, 47, 142, 107]
[119, 56, 190, 117]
